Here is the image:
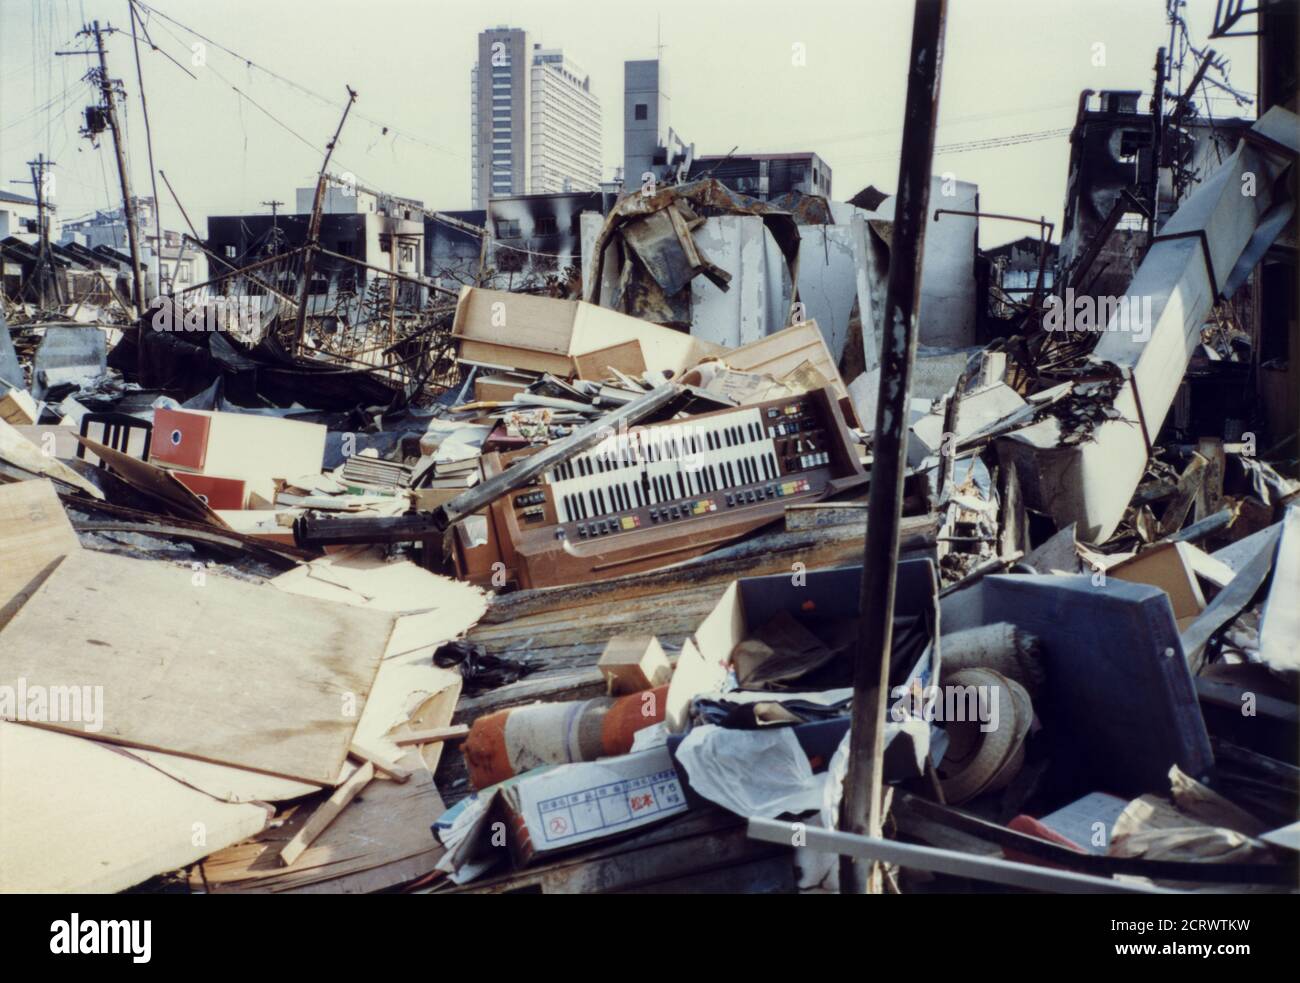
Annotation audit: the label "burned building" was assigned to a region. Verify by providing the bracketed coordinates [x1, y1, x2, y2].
[686, 151, 833, 201]
[984, 235, 1059, 314]
[426, 191, 606, 292]
[205, 205, 425, 317]
[424, 209, 487, 289]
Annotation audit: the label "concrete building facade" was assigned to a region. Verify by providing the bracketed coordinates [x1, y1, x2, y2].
[470, 26, 601, 208]
[624, 60, 669, 187]
[0, 189, 49, 240]
[686, 152, 832, 201]
[622, 59, 692, 191]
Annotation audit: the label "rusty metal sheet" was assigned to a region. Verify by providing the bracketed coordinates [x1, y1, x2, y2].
[586, 179, 801, 313]
[621, 208, 697, 296]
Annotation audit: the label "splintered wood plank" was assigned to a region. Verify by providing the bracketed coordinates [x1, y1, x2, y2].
[0, 417, 104, 499]
[348, 741, 411, 782]
[77, 435, 229, 527]
[0, 549, 394, 785]
[199, 753, 446, 893]
[394, 725, 469, 746]
[0, 479, 80, 629]
[279, 761, 374, 867]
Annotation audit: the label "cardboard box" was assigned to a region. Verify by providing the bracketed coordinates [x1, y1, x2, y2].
[0, 389, 38, 426]
[413, 485, 468, 511]
[451, 286, 719, 380]
[1111, 541, 1207, 632]
[150, 408, 326, 486]
[598, 634, 673, 695]
[669, 559, 939, 732]
[500, 748, 688, 865]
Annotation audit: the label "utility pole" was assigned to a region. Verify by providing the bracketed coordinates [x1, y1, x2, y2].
[262, 199, 284, 254]
[18, 154, 59, 307]
[838, 0, 947, 896]
[66, 20, 147, 316]
[128, 0, 164, 298]
[1150, 47, 1166, 242]
[293, 86, 357, 354]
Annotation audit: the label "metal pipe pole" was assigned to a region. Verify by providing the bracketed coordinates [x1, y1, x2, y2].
[839, 0, 947, 895]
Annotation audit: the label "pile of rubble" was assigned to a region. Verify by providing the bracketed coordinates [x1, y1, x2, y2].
[1, 99, 1298, 895]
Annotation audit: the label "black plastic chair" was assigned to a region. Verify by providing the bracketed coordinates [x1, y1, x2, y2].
[76, 411, 153, 466]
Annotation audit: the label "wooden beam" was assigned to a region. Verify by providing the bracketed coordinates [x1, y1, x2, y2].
[393, 725, 469, 747]
[279, 761, 374, 867]
[1158, 452, 1207, 537]
[348, 742, 411, 783]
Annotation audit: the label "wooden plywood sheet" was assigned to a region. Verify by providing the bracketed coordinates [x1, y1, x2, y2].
[119, 747, 323, 804]
[0, 549, 395, 785]
[0, 478, 80, 629]
[572, 339, 647, 381]
[452, 287, 579, 356]
[0, 416, 103, 498]
[0, 721, 270, 893]
[1112, 541, 1207, 632]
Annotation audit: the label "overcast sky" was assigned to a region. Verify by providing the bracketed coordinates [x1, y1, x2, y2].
[0, 0, 1258, 247]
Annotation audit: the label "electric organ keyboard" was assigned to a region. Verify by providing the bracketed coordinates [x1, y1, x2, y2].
[459, 386, 865, 589]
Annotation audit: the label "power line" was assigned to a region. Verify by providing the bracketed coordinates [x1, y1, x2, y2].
[749, 100, 1078, 152]
[835, 126, 1073, 166]
[132, 0, 461, 159]
[136, 11, 379, 195]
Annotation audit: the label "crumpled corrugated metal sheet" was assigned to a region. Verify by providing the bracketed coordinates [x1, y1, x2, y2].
[768, 190, 836, 226]
[586, 178, 802, 328]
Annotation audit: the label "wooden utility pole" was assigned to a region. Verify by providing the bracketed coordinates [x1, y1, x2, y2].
[20, 154, 60, 307]
[293, 86, 357, 354]
[128, 1, 164, 297]
[262, 199, 284, 255]
[838, 0, 947, 896]
[68, 20, 147, 316]
[387, 236, 399, 347]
